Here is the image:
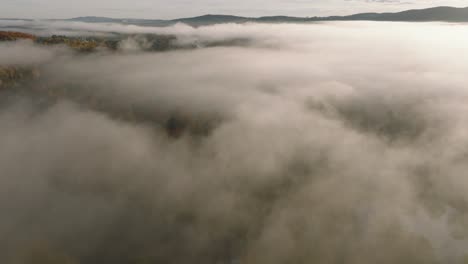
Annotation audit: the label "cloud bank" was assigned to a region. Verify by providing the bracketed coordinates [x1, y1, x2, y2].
[2, 21, 468, 264]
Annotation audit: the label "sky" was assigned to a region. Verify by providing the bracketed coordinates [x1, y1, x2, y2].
[1, 0, 468, 19]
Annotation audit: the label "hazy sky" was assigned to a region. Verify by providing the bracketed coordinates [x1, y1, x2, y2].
[1, 0, 468, 19]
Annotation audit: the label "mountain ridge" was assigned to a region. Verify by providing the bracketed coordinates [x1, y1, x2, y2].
[71, 6, 468, 24]
[2, 6, 468, 26]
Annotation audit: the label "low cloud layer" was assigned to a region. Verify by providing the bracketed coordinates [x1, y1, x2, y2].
[2, 21, 468, 264]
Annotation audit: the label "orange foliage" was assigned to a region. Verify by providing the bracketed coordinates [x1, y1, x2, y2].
[0, 31, 36, 41]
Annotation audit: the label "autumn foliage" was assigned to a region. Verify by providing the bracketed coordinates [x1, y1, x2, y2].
[0, 31, 36, 41]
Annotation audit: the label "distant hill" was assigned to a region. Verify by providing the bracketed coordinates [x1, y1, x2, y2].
[3, 6, 467, 26]
[67, 16, 169, 26]
[175, 6, 468, 24]
[68, 16, 121, 23]
[173, 14, 250, 26]
[329, 6, 468, 22]
[65, 15, 249, 27]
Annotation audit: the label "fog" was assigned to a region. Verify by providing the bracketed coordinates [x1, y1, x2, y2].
[2, 21, 468, 264]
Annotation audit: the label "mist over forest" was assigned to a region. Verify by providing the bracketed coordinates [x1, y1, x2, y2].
[2, 20, 468, 264]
